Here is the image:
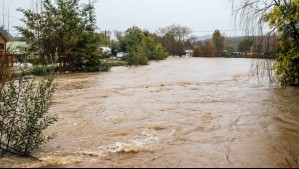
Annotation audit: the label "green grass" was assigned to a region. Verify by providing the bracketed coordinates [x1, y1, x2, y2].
[102, 59, 128, 67]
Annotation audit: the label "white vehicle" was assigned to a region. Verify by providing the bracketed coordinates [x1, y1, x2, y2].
[116, 52, 125, 58]
[100, 46, 112, 56]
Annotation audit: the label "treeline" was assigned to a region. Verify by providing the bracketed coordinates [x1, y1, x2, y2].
[101, 24, 196, 60]
[193, 31, 278, 58]
[15, 0, 277, 74]
[16, 0, 169, 73]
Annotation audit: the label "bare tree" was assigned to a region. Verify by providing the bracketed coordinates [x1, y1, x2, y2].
[157, 24, 193, 56]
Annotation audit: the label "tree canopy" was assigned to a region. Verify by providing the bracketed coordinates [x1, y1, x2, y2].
[117, 27, 168, 66]
[17, 0, 105, 72]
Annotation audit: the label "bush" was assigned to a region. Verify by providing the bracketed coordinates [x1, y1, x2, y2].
[127, 47, 149, 66]
[31, 65, 57, 76]
[82, 55, 111, 72]
[0, 63, 58, 158]
[149, 44, 168, 60]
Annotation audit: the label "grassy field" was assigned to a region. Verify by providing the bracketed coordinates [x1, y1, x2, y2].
[102, 58, 128, 67]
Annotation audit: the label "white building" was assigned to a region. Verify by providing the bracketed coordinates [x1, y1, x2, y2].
[185, 50, 194, 57]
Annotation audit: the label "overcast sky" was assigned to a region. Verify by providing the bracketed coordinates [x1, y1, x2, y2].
[1, 0, 242, 37]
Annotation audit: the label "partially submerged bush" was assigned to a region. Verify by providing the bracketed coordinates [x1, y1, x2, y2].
[31, 65, 57, 76]
[127, 47, 149, 66]
[149, 44, 168, 61]
[0, 60, 58, 158]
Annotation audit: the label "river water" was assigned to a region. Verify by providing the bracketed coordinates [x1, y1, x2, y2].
[1, 57, 299, 168]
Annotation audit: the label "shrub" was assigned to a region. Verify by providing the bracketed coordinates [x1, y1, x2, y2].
[127, 47, 149, 66]
[82, 58, 112, 72]
[149, 44, 168, 60]
[31, 65, 57, 76]
[0, 62, 58, 158]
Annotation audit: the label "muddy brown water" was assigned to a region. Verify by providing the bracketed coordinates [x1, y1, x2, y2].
[1, 57, 299, 168]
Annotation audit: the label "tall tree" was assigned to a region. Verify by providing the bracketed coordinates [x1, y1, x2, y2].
[17, 0, 102, 72]
[212, 30, 225, 57]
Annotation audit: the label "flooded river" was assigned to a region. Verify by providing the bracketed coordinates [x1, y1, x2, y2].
[1, 57, 299, 168]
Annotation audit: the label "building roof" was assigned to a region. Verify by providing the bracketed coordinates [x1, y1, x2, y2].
[0, 27, 14, 41]
[0, 32, 7, 42]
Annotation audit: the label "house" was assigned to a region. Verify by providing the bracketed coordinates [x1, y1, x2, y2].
[0, 32, 7, 61]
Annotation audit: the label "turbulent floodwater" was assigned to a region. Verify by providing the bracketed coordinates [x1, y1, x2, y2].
[1, 57, 299, 168]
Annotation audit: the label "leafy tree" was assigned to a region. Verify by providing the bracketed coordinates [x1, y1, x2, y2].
[127, 46, 149, 66]
[99, 31, 112, 48]
[16, 0, 105, 73]
[118, 27, 168, 65]
[212, 30, 225, 57]
[152, 44, 168, 60]
[143, 36, 168, 60]
[118, 27, 148, 65]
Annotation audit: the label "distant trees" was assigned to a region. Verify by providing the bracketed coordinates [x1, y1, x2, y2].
[193, 41, 215, 57]
[212, 30, 225, 57]
[238, 39, 254, 53]
[193, 30, 226, 57]
[157, 24, 193, 56]
[16, 0, 106, 72]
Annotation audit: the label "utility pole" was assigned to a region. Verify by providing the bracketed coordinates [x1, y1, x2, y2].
[2, 0, 4, 29]
[7, 0, 11, 37]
